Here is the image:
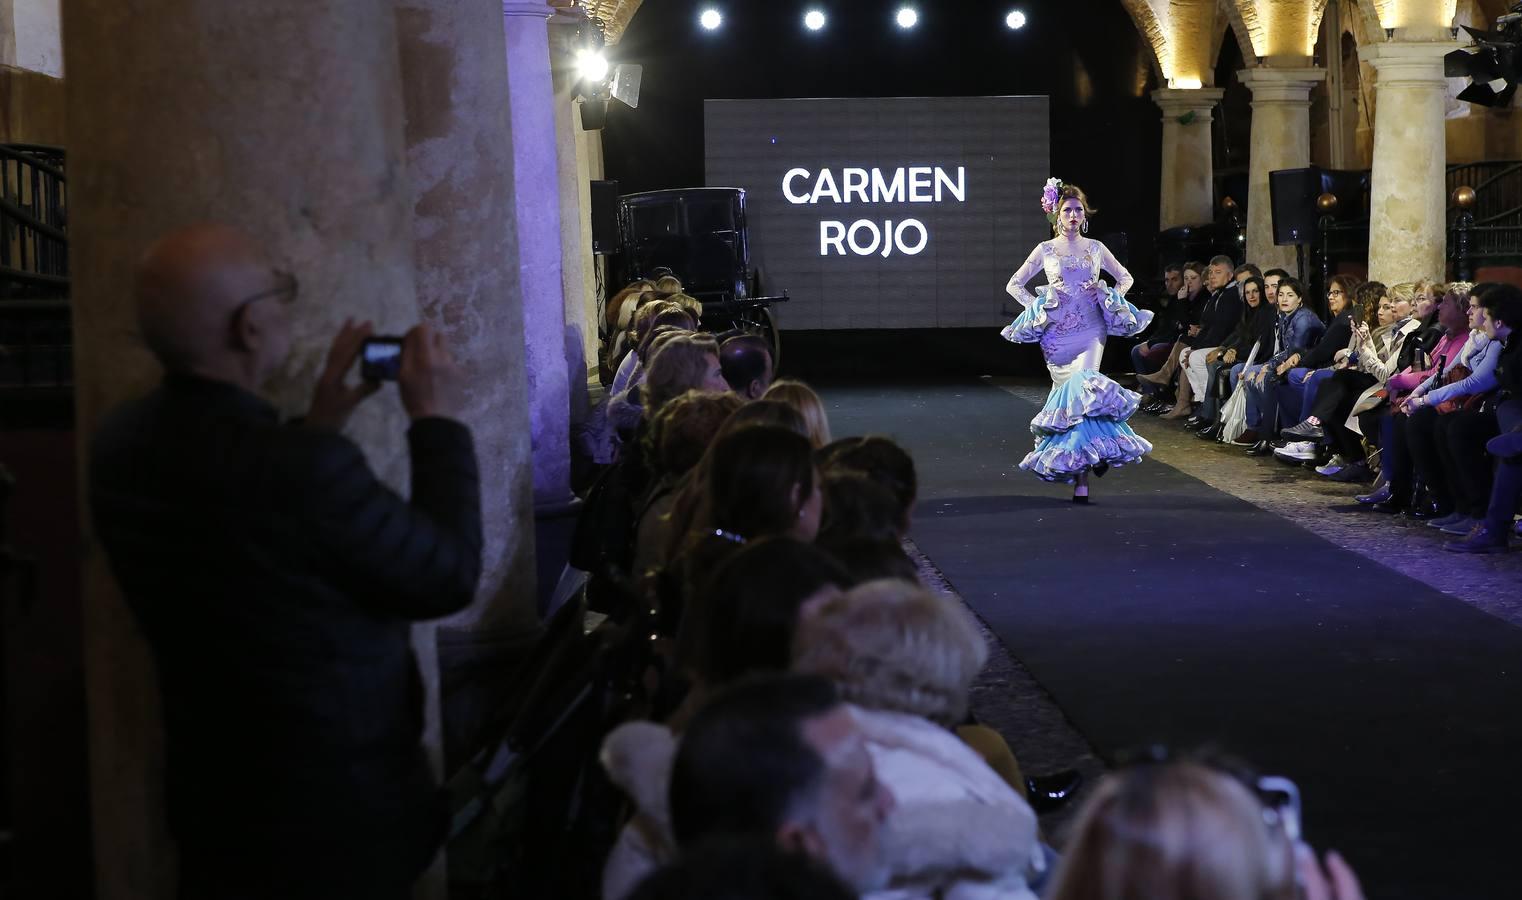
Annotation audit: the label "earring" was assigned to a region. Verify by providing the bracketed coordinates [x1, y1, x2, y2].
[1081, 219, 1089, 234]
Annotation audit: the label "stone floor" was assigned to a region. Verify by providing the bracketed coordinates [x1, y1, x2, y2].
[909, 375, 1522, 843]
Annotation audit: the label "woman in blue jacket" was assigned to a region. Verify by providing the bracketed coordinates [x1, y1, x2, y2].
[1233, 277, 1323, 454]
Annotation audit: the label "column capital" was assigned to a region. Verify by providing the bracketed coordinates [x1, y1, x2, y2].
[1358, 39, 1459, 86]
[1151, 87, 1226, 119]
[1236, 66, 1326, 104]
[502, 0, 554, 19]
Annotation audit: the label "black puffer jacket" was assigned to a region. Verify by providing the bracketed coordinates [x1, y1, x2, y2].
[89, 374, 481, 880]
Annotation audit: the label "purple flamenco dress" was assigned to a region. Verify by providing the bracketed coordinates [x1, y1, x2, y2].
[1000, 239, 1153, 482]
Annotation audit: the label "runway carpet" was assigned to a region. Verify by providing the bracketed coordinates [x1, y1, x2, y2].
[822, 377, 1522, 900]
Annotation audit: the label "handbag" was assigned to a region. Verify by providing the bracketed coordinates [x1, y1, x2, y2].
[1219, 345, 1260, 443]
[1432, 364, 1484, 415]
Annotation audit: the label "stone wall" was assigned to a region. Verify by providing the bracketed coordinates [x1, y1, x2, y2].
[0, 64, 65, 144]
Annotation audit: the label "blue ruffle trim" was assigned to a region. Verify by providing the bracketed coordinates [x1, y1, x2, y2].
[1019, 370, 1153, 482]
[999, 286, 1154, 344]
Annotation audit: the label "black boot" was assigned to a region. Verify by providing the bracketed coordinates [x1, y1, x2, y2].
[1026, 770, 1084, 813]
[1246, 439, 1274, 456]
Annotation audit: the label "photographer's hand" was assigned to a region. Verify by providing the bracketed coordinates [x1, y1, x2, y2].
[307, 318, 382, 431]
[1298, 846, 1365, 900]
[399, 322, 465, 421]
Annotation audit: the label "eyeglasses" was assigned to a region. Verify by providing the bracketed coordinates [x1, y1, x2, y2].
[233, 270, 299, 318]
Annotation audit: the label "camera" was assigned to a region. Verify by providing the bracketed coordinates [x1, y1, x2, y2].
[360, 337, 404, 381]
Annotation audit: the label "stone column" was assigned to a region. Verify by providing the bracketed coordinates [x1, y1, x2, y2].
[1360, 41, 1454, 284]
[395, 15, 541, 896]
[62, 1, 421, 896]
[1151, 88, 1225, 229]
[503, 0, 575, 511]
[1237, 67, 1326, 274]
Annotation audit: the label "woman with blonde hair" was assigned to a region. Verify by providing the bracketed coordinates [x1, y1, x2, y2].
[1046, 758, 1363, 900]
[643, 334, 728, 418]
[763, 378, 833, 448]
[793, 579, 1043, 899]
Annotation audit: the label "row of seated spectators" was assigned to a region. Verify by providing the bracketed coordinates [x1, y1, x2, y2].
[1132, 258, 1522, 554]
[563, 278, 1366, 900]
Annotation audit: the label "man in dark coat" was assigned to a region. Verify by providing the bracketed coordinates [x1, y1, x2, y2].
[88, 224, 483, 898]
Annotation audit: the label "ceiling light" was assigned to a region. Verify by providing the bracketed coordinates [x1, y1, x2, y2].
[896, 7, 919, 29]
[1006, 10, 1027, 30]
[804, 9, 826, 31]
[699, 8, 722, 31]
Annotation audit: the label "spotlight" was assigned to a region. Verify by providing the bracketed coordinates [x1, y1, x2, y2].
[575, 48, 610, 83]
[699, 8, 722, 31]
[1446, 10, 1522, 108]
[804, 9, 826, 31]
[1005, 9, 1027, 30]
[896, 7, 918, 29]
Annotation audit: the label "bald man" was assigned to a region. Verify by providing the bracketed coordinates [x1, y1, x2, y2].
[720, 334, 774, 400]
[88, 224, 482, 899]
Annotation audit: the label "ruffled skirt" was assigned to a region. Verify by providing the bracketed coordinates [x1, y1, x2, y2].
[1000, 287, 1154, 482]
[1019, 372, 1152, 481]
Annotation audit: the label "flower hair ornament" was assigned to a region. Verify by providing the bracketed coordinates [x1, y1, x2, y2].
[1040, 177, 1063, 225]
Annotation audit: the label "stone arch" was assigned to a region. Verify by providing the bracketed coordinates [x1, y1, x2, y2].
[1210, 0, 1258, 72]
[1116, 0, 1170, 82]
[1218, 0, 1268, 60]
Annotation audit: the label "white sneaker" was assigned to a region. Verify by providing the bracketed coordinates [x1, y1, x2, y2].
[1315, 454, 1348, 476]
[1274, 441, 1317, 461]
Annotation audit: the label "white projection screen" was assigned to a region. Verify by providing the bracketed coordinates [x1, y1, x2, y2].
[704, 96, 1050, 330]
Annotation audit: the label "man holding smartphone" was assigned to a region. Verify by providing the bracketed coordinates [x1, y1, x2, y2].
[89, 224, 482, 899]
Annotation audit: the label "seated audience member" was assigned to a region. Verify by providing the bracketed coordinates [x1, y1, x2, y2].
[612, 302, 697, 395]
[1399, 287, 1501, 531]
[1046, 757, 1365, 900]
[793, 579, 1043, 898]
[1286, 284, 1414, 482]
[818, 435, 918, 534]
[1268, 275, 1363, 462]
[1365, 285, 1474, 513]
[669, 676, 895, 894]
[1449, 285, 1522, 552]
[655, 400, 813, 570]
[88, 225, 481, 898]
[666, 291, 705, 323]
[626, 839, 855, 900]
[633, 391, 747, 578]
[817, 471, 904, 547]
[719, 334, 774, 399]
[1152, 256, 1241, 419]
[1190, 274, 1274, 438]
[1233, 262, 1263, 283]
[824, 537, 922, 584]
[654, 274, 685, 294]
[1138, 260, 1205, 407]
[1234, 277, 1323, 453]
[765, 378, 834, 448]
[667, 425, 823, 634]
[643, 334, 730, 419]
[1131, 263, 1184, 376]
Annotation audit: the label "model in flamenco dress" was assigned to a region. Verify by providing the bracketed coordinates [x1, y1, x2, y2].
[1001, 180, 1153, 502]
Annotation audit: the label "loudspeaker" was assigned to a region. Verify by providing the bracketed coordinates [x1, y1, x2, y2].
[590, 180, 620, 256]
[1269, 167, 1321, 246]
[580, 98, 608, 131]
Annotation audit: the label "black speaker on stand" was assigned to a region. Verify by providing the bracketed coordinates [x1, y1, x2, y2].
[590, 180, 620, 256]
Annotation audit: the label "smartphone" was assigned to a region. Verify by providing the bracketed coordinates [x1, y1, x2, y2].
[1256, 775, 1302, 843]
[360, 337, 404, 382]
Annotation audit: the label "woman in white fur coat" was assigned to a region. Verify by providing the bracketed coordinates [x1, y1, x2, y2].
[598, 577, 1041, 900]
[792, 579, 1043, 900]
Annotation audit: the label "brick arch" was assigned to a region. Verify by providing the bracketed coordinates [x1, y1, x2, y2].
[1218, 0, 1269, 59]
[1116, 0, 1170, 81]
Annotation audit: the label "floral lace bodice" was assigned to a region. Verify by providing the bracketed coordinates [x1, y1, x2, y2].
[1004, 239, 1134, 308]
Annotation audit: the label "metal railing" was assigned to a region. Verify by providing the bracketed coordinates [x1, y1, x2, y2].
[0, 144, 68, 299]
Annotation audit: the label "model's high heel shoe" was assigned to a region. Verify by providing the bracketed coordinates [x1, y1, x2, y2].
[1072, 472, 1090, 504]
